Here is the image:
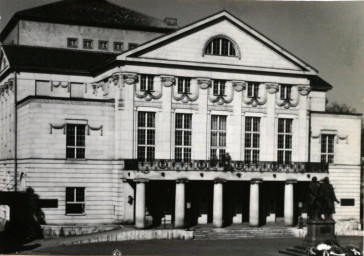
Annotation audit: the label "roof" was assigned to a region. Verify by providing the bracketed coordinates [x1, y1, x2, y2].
[1, 0, 176, 42]
[1, 44, 118, 75]
[119, 10, 318, 75]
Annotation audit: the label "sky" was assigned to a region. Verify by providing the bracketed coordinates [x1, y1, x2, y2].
[0, 0, 363, 114]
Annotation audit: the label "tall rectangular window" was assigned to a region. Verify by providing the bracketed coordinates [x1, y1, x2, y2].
[247, 82, 259, 98]
[177, 77, 191, 94]
[137, 112, 155, 161]
[66, 187, 85, 215]
[280, 85, 292, 100]
[140, 75, 154, 91]
[66, 124, 85, 159]
[175, 114, 192, 162]
[244, 117, 260, 163]
[321, 135, 335, 163]
[213, 80, 225, 96]
[277, 119, 293, 164]
[211, 115, 226, 160]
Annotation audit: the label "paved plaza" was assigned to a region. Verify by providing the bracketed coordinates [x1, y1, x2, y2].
[28, 236, 363, 256]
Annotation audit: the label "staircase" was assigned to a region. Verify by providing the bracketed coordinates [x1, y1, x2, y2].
[193, 224, 296, 240]
[279, 245, 307, 256]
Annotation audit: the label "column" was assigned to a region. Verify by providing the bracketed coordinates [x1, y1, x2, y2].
[213, 178, 225, 228]
[135, 179, 148, 229]
[174, 179, 188, 228]
[284, 179, 296, 226]
[249, 179, 262, 227]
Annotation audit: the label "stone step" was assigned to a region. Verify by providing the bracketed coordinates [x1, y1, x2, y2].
[279, 249, 305, 256]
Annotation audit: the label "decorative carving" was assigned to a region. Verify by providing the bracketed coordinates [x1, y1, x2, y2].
[209, 81, 234, 105]
[276, 86, 299, 109]
[135, 76, 162, 101]
[0, 85, 4, 96]
[87, 125, 103, 136]
[242, 83, 267, 107]
[298, 84, 311, 96]
[50, 123, 66, 134]
[197, 78, 211, 89]
[172, 79, 199, 103]
[3, 82, 9, 94]
[122, 73, 138, 85]
[265, 83, 279, 94]
[232, 81, 246, 92]
[51, 81, 70, 91]
[160, 75, 175, 87]
[91, 83, 101, 95]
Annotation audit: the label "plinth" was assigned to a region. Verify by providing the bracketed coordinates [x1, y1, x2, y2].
[305, 219, 336, 245]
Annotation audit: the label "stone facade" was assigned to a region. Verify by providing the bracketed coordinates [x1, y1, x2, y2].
[0, 4, 361, 229]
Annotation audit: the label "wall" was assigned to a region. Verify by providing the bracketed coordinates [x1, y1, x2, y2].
[2, 24, 18, 44]
[19, 21, 165, 52]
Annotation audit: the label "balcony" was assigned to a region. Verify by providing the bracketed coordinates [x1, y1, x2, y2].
[124, 159, 328, 173]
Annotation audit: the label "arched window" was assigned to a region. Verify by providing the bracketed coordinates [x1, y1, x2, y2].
[205, 37, 237, 57]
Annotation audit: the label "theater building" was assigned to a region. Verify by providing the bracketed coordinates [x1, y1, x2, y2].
[0, 0, 361, 230]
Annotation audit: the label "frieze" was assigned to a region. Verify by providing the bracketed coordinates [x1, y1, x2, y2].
[135, 101, 163, 109]
[51, 81, 70, 92]
[208, 105, 233, 112]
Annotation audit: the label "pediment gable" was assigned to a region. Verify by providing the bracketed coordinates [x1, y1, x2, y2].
[118, 11, 317, 74]
[0, 48, 10, 76]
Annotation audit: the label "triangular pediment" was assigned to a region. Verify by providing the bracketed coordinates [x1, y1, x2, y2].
[0, 48, 10, 75]
[118, 11, 317, 74]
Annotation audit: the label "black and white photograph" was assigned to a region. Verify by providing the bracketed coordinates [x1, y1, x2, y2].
[0, 0, 363, 255]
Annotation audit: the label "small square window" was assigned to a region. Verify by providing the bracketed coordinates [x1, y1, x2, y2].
[114, 42, 123, 51]
[67, 38, 78, 48]
[99, 40, 108, 50]
[128, 43, 138, 50]
[83, 39, 93, 49]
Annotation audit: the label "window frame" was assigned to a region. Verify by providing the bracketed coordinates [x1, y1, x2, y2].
[137, 112, 156, 162]
[277, 118, 293, 164]
[321, 134, 335, 164]
[128, 43, 138, 50]
[67, 38, 78, 48]
[140, 75, 154, 92]
[175, 113, 192, 162]
[65, 187, 85, 215]
[83, 39, 93, 49]
[98, 40, 108, 50]
[244, 117, 260, 163]
[114, 42, 123, 52]
[247, 82, 259, 98]
[280, 85, 292, 100]
[213, 80, 226, 96]
[177, 77, 191, 94]
[205, 37, 237, 57]
[210, 115, 227, 160]
[66, 124, 86, 159]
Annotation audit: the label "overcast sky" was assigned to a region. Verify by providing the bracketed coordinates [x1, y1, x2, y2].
[0, 0, 363, 114]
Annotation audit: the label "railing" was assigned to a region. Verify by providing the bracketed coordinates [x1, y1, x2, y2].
[124, 159, 328, 173]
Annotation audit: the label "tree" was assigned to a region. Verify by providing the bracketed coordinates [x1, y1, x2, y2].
[326, 101, 357, 114]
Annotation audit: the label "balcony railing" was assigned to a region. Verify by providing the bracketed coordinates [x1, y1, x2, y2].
[124, 159, 328, 173]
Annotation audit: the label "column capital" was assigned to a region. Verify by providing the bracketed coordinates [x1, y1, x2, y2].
[214, 178, 226, 184]
[134, 178, 149, 184]
[176, 178, 189, 184]
[250, 178, 263, 184]
[285, 179, 297, 184]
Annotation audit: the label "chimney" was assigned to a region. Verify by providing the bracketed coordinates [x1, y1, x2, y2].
[164, 18, 178, 26]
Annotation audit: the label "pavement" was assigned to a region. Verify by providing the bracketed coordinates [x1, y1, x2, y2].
[27, 236, 363, 256]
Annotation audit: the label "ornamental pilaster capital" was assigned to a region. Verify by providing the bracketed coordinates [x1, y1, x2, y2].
[232, 80, 246, 92]
[112, 72, 123, 85]
[298, 84, 311, 96]
[122, 73, 138, 85]
[134, 178, 149, 184]
[264, 83, 279, 94]
[160, 75, 175, 87]
[250, 178, 263, 184]
[197, 78, 211, 89]
[176, 178, 189, 184]
[214, 178, 226, 184]
[285, 179, 297, 184]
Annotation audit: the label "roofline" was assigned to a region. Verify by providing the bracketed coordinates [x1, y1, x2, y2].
[118, 10, 318, 74]
[1, 14, 176, 42]
[310, 110, 362, 117]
